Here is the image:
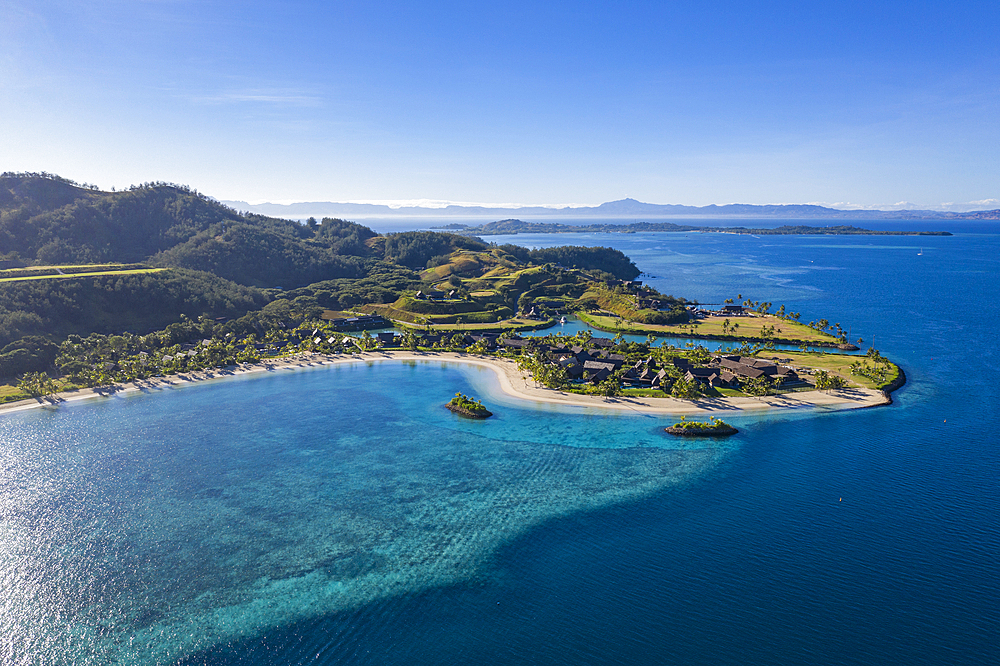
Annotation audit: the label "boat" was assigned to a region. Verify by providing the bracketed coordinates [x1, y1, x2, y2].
[559, 316, 566, 324]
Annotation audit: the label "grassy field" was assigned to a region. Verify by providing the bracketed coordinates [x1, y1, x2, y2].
[354, 304, 552, 332]
[0, 267, 166, 283]
[0, 383, 29, 404]
[401, 317, 554, 332]
[579, 312, 839, 344]
[761, 351, 899, 390]
[620, 387, 668, 398]
[0, 263, 141, 275]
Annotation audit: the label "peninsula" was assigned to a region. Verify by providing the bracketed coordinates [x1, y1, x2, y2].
[0, 172, 903, 416]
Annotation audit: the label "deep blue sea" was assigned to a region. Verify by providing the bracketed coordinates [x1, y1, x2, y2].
[2, 222, 999, 665]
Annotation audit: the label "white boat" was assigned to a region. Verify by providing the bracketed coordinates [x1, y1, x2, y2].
[559, 316, 567, 324]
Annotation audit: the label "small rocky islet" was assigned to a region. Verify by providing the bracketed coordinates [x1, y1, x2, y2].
[445, 392, 493, 419]
[664, 418, 738, 436]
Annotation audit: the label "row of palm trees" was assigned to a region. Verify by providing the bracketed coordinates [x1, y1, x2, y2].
[48, 318, 385, 389]
[849, 348, 891, 384]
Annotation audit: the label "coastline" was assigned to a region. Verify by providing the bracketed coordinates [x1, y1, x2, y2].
[0, 350, 891, 417]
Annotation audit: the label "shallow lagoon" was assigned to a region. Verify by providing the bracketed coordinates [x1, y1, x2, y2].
[0, 360, 732, 664]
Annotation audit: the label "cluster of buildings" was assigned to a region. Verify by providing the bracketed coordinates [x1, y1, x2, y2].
[514, 339, 804, 391]
[674, 355, 802, 389]
[369, 329, 807, 393]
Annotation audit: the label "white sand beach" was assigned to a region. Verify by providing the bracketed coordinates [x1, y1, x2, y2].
[0, 350, 890, 417]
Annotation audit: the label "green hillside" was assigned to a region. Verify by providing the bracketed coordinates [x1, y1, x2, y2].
[0, 172, 659, 380]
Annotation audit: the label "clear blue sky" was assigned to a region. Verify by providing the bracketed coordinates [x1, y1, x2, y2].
[2, 0, 998, 209]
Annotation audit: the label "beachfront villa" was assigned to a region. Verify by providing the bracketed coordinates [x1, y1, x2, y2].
[384, 330, 806, 394]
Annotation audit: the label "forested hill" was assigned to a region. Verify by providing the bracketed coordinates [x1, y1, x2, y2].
[0, 174, 644, 365]
[0, 173, 382, 288]
[1, 174, 645, 286]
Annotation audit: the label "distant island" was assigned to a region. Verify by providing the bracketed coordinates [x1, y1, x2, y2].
[223, 196, 999, 222]
[452, 220, 953, 237]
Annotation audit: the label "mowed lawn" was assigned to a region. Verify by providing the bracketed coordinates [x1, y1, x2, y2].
[580, 312, 839, 344]
[0, 383, 29, 404]
[416, 317, 551, 332]
[755, 351, 899, 390]
[0, 267, 166, 282]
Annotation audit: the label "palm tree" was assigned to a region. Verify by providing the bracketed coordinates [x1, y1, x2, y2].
[403, 329, 418, 350]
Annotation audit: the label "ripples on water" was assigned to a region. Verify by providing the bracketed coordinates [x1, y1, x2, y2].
[0, 362, 730, 664]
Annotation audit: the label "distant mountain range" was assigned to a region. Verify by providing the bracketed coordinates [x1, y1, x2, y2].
[221, 197, 1000, 220]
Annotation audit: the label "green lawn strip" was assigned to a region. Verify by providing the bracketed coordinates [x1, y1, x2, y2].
[620, 387, 668, 398]
[358, 303, 510, 329]
[766, 351, 898, 391]
[356, 303, 423, 324]
[0, 384, 30, 404]
[396, 317, 554, 332]
[0, 268, 167, 282]
[579, 312, 838, 344]
[0, 263, 150, 278]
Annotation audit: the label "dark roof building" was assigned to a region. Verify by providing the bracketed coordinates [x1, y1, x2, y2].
[719, 357, 766, 379]
[583, 360, 616, 383]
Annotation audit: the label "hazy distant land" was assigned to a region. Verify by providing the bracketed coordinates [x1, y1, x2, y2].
[446, 220, 953, 237]
[222, 197, 1000, 221]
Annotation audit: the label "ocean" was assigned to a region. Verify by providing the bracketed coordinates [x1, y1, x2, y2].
[1, 221, 998, 665]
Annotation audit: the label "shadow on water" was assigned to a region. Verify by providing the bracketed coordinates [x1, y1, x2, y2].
[172, 479, 716, 666]
[0, 360, 737, 665]
[177, 387, 999, 666]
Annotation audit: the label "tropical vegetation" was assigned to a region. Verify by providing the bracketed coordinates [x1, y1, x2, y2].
[0, 172, 898, 406]
[446, 392, 492, 417]
[667, 417, 736, 433]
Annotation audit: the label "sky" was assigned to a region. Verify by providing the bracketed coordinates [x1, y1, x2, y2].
[2, 0, 998, 210]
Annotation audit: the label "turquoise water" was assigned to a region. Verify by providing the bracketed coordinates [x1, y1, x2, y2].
[0, 361, 729, 664]
[2, 223, 999, 665]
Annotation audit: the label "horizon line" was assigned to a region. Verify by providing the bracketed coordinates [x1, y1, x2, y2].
[226, 197, 1000, 214]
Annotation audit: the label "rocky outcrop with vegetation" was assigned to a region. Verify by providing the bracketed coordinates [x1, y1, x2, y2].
[665, 418, 738, 436]
[446, 393, 493, 418]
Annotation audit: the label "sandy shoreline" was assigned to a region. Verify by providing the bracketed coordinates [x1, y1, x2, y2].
[0, 350, 889, 417]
